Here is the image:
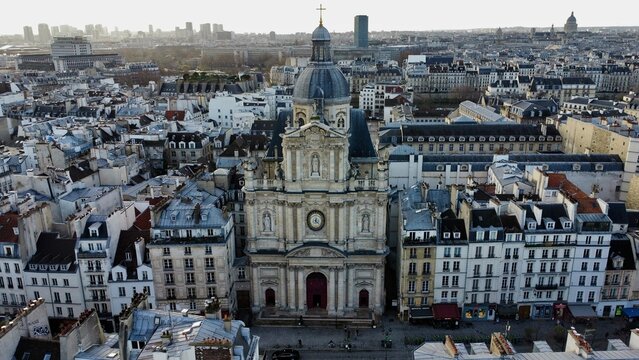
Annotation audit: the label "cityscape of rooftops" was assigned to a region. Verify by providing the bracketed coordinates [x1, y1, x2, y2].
[1, 2, 639, 360]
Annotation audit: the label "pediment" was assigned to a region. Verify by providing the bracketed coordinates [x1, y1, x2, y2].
[286, 244, 345, 259]
[286, 121, 346, 140]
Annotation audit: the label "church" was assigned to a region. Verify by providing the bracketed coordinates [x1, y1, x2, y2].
[242, 13, 389, 319]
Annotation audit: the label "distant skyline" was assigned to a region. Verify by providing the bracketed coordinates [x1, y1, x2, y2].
[3, 0, 639, 36]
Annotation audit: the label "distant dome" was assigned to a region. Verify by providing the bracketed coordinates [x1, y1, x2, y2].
[567, 11, 576, 22]
[312, 24, 331, 41]
[564, 11, 578, 33]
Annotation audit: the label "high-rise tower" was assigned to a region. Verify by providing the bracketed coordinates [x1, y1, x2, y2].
[354, 15, 369, 48]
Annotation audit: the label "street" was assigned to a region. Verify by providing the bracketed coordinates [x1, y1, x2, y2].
[254, 314, 632, 359]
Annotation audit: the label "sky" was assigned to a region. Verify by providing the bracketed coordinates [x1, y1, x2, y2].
[4, 0, 639, 36]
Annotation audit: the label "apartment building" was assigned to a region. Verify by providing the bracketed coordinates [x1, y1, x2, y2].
[148, 179, 236, 315]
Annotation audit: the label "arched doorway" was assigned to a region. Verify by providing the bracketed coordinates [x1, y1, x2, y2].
[359, 289, 369, 308]
[265, 288, 275, 307]
[306, 272, 327, 309]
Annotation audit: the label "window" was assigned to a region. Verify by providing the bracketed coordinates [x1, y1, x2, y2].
[166, 288, 176, 299]
[184, 247, 192, 255]
[542, 249, 548, 259]
[53, 292, 60, 303]
[408, 281, 416, 293]
[486, 264, 493, 276]
[588, 291, 595, 302]
[442, 276, 449, 287]
[238, 267, 246, 280]
[409, 248, 417, 258]
[485, 279, 492, 291]
[163, 247, 170, 256]
[564, 249, 570, 258]
[488, 246, 495, 258]
[528, 250, 535, 259]
[205, 246, 212, 254]
[409, 262, 417, 274]
[67, 308, 74, 318]
[562, 262, 569, 272]
[441, 291, 448, 299]
[119, 287, 126, 297]
[540, 263, 547, 272]
[187, 287, 196, 298]
[422, 262, 431, 275]
[578, 276, 585, 286]
[590, 276, 597, 286]
[116, 272, 123, 281]
[421, 280, 429, 293]
[184, 258, 194, 269]
[207, 287, 217, 298]
[595, 249, 602, 258]
[475, 247, 482, 258]
[550, 262, 556, 272]
[186, 273, 195, 284]
[453, 261, 460, 272]
[164, 273, 174, 284]
[583, 249, 590, 258]
[443, 247, 451, 257]
[527, 263, 533, 273]
[163, 259, 173, 270]
[581, 262, 587, 271]
[424, 248, 432, 258]
[452, 276, 459, 287]
[442, 261, 450, 272]
[552, 249, 558, 258]
[593, 262, 600, 271]
[523, 291, 529, 299]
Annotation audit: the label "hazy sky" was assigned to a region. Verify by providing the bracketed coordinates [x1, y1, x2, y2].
[4, 0, 638, 36]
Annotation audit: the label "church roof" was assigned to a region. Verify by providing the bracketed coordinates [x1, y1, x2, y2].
[349, 109, 377, 159]
[312, 24, 331, 41]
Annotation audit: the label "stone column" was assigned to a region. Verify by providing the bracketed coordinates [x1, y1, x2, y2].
[337, 267, 346, 314]
[278, 265, 286, 308]
[286, 205, 295, 242]
[347, 265, 354, 309]
[297, 267, 305, 312]
[296, 150, 302, 180]
[328, 205, 335, 243]
[251, 264, 260, 308]
[375, 265, 383, 309]
[328, 267, 336, 314]
[288, 267, 296, 311]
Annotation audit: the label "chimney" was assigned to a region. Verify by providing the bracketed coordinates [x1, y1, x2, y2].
[565, 329, 593, 357]
[134, 237, 145, 265]
[223, 314, 232, 333]
[629, 329, 639, 349]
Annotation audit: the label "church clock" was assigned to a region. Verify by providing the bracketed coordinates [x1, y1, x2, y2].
[307, 210, 325, 231]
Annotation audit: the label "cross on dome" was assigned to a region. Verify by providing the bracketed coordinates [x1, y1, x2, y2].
[316, 4, 326, 26]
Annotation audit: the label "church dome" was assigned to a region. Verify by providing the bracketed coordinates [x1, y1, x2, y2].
[567, 11, 577, 23]
[292, 21, 350, 105]
[293, 65, 350, 104]
[312, 24, 331, 41]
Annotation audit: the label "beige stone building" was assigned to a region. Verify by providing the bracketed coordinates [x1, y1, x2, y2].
[243, 19, 388, 319]
[553, 115, 639, 208]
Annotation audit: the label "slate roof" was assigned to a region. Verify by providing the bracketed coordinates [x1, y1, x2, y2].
[0, 212, 19, 244]
[608, 203, 629, 225]
[67, 160, 96, 182]
[28, 232, 77, 270]
[607, 238, 636, 271]
[349, 109, 377, 158]
[472, 208, 502, 229]
[14, 338, 60, 360]
[113, 229, 150, 277]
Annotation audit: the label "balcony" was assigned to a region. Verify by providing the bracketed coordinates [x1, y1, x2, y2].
[504, 255, 511, 259]
[513, 255, 519, 259]
[535, 284, 558, 290]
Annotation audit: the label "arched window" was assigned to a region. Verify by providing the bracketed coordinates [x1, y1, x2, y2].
[179, 142, 186, 149]
[297, 118, 304, 127]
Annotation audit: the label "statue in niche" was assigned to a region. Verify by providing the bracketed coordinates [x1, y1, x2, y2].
[263, 212, 272, 232]
[362, 213, 370, 232]
[311, 154, 320, 176]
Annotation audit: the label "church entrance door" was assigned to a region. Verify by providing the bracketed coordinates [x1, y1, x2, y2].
[306, 272, 327, 309]
[265, 288, 275, 307]
[359, 289, 369, 308]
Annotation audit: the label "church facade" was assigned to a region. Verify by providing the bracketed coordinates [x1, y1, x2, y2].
[242, 18, 389, 317]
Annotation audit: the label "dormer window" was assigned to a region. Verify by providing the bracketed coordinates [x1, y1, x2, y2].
[179, 142, 186, 149]
[613, 257, 624, 269]
[443, 232, 451, 239]
[545, 221, 555, 229]
[171, 212, 178, 222]
[453, 232, 461, 239]
[527, 222, 537, 230]
[169, 142, 176, 149]
[479, 136, 486, 142]
[438, 136, 445, 142]
[4, 246, 12, 257]
[406, 136, 413, 142]
[201, 213, 208, 222]
[89, 222, 101, 237]
[188, 141, 196, 149]
[29, 264, 37, 270]
[125, 252, 132, 261]
[459, 136, 465, 142]
[563, 222, 572, 229]
[469, 136, 476, 142]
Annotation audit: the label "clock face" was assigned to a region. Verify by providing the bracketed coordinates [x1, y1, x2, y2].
[307, 210, 325, 231]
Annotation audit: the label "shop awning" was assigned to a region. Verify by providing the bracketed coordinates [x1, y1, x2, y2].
[409, 307, 433, 319]
[568, 304, 597, 319]
[432, 303, 460, 320]
[622, 307, 639, 319]
[497, 303, 518, 317]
